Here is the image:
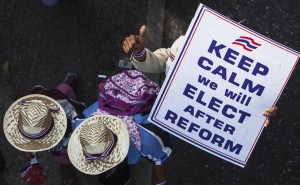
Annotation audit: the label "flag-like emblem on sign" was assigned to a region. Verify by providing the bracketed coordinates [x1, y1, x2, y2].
[232, 36, 261, 52]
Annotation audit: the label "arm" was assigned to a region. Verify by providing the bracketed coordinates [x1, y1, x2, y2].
[131, 48, 170, 73]
[20, 152, 47, 185]
[123, 25, 170, 73]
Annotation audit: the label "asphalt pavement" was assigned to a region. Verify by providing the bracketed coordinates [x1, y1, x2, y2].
[1, 0, 300, 185]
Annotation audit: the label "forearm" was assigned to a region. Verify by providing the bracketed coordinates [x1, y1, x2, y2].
[131, 48, 170, 73]
[23, 152, 36, 159]
[23, 152, 38, 164]
[153, 164, 167, 185]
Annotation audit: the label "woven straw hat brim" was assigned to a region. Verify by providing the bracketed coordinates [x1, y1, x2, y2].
[68, 115, 129, 175]
[3, 94, 67, 152]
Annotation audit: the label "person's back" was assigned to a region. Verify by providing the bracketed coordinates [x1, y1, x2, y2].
[71, 70, 171, 185]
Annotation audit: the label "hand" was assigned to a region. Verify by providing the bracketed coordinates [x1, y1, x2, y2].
[22, 152, 32, 159]
[20, 163, 47, 185]
[262, 106, 278, 127]
[123, 25, 147, 55]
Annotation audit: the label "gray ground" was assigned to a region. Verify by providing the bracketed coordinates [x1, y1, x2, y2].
[0, 0, 299, 185]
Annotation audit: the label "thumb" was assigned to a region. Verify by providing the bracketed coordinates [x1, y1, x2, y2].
[264, 118, 270, 127]
[139, 25, 147, 41]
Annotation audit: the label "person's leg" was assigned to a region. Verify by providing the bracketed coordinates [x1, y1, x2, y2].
[138, 124, 170, 185]
[51, 149, 75, 185]
[55, 73, 78, 99]
[60, 163, 75, 185]
[153, 164, 167, 185]
[0, 151, 5, 173]
[98, 160, 131, 185]
[63, 72, 77, 89]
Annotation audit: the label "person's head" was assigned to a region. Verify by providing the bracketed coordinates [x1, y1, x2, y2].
[68, 115, 129, 175]
[3, 94, 67, 152]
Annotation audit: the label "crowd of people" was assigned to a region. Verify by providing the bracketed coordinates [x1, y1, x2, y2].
[2, 24, 277, 185]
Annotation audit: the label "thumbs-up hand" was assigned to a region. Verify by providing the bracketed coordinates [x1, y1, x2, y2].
[123, 25, 147, 56]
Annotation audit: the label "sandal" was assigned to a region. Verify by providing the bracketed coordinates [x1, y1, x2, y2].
[63, 72, 78, 83]
[63, 72, 78, 89]
[60, 163, 75, 185]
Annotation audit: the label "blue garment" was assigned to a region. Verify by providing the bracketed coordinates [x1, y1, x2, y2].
[133, 113, 151, 124]
[72, 102, 172, 165]
[128, 124, 171, 165]
[71, 101, 98, 130]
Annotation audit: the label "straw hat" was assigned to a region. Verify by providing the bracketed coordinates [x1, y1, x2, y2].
[3, 94, 67, 152]
[68, 115, 129, 175]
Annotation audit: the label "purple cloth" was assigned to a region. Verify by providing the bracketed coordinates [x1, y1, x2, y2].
[55, 83, 77, 99]
[98, 70, 160, 116]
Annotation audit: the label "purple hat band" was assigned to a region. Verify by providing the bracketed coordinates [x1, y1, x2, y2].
[83, 132, 117, 162]
[18, 120, 54, 139]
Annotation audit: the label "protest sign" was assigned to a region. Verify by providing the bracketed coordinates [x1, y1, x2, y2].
[148, 4, 299, 167]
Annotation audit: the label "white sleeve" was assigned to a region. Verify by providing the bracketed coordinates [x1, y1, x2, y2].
[131, 48, 170, 73]
[131, 36, 185, 73]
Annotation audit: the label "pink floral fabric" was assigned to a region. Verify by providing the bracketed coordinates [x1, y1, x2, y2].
[98, 70, 160, 116]
[104, 70, 160, 104]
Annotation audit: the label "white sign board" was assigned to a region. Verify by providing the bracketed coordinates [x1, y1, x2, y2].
[148, 4, 299, 167]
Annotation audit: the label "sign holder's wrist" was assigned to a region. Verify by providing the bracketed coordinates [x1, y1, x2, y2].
[133, 48, 146, 59]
